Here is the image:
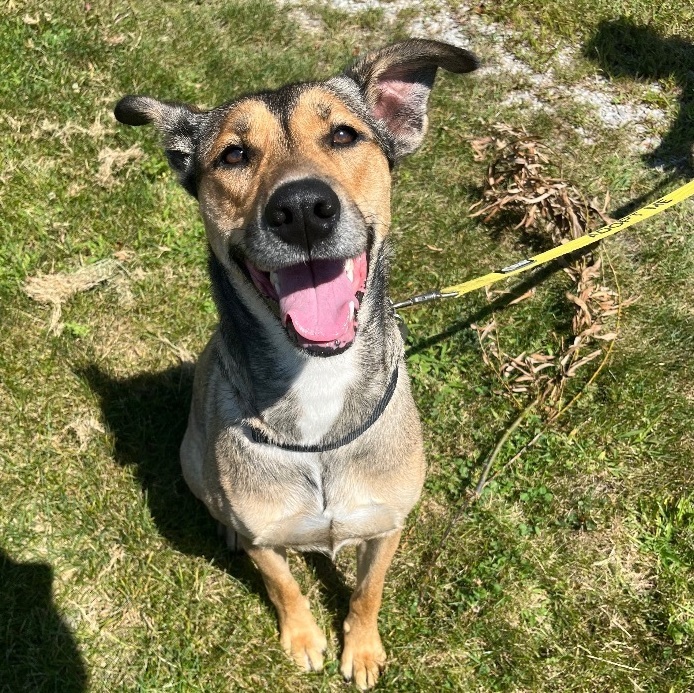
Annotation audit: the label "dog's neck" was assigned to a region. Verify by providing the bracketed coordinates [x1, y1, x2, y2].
[208, 243, 401, 446]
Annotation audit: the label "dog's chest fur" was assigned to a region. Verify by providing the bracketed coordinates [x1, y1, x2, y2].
[182, 333, 423, 556]
[290, 346, 359, 443]
[225, 443, 406, 555]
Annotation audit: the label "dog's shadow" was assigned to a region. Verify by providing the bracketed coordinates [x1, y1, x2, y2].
[584, 18, 694, 215]
[80, 363, 352, 625]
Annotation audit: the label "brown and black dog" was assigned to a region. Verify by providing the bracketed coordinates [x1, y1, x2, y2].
[115, 39, 478, 689]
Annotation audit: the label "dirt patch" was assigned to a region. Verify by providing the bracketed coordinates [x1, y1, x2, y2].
[65, 416, 106, 451]
[96, 145, 143, 187]
[24, 258, 123, 333]
[288, 1, 672, 152]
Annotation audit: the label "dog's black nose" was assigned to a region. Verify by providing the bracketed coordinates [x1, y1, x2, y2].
[264, 178, 340, 249]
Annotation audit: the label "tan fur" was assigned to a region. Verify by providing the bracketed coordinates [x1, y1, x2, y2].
[288, 90, 392, 238]
[198, 101, 287, 255]
[182, 345, 424, 688]
[183, 342, 425, 554]
[115, 38, 479, 692]
[341, 531, 403, 688]
[181, 88, 422, 689]
[199, 89, 392, 263]
[240, 539, 328, 672]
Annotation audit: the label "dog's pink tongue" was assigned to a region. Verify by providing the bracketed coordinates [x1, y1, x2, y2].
[275, 255, 364, 346]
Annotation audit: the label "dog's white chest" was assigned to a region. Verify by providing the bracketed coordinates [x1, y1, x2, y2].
[291, 349, 358, 443]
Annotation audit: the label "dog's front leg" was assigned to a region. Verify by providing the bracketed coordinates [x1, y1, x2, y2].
[341, 530, 402, 690]
[241, 539, 327, 672]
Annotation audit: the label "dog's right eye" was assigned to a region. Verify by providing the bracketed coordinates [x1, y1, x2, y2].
[331, 126, 358, 147]
[219, 145, 246, 167]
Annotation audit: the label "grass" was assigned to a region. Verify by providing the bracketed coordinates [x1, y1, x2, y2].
[1, 0, 693, 691]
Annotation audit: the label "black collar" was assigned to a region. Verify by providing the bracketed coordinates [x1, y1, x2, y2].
[249, 364, 399, 453]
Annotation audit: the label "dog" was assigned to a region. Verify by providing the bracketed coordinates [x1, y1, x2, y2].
[114, 38, 478, 689]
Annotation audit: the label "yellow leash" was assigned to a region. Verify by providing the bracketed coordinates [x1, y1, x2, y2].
[392, 179, 694, 309]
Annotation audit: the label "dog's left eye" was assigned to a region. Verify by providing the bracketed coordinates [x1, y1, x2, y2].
[331, 126, 358, 147]
[220, 145, 246, 166]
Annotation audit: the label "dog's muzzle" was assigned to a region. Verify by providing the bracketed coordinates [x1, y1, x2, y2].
[242, 177, 369, 354]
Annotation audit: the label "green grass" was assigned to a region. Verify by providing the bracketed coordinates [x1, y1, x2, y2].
[1, 1, 693, 691]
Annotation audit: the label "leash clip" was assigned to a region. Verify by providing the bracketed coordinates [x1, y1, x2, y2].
[390, 290, 459, 340]
[391, 290, 458, 311]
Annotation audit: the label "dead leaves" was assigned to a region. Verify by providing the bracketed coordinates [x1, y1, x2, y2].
[473, 319, 612, 412]
[469, 125, 635, 414]
[469, 125, 612, 244]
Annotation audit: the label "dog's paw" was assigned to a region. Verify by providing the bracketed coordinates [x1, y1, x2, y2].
[340, 620, 386, 690]
[279, 611, 327, 673]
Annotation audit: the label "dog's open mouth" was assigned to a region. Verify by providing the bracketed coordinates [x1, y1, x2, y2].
[246, 252, 368, 353]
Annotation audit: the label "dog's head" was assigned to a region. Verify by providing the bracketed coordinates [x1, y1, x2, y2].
[115, 39, 478, 354]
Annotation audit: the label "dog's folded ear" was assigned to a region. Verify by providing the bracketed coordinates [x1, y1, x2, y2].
[114, 95, 202, 197]
[344, 39, 479, 160]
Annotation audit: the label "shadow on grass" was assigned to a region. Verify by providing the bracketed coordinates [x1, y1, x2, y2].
[303, 552, 353, 640]
[0, 549, 88, 692]
[80, 364, 266, 599]
[584, 18, 694, 215]
[81, 363, 352, 619]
